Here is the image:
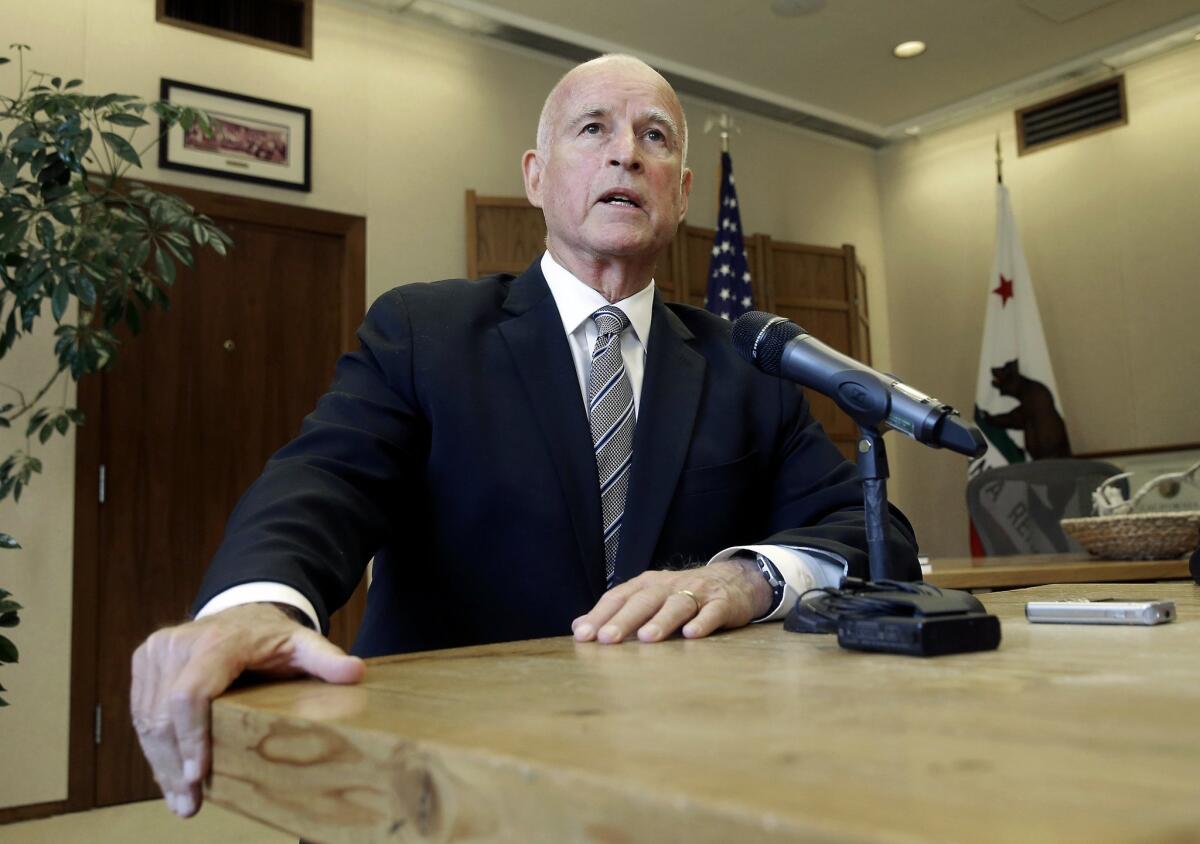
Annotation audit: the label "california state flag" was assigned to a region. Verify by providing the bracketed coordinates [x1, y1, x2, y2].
[970, 183, 1071, 479]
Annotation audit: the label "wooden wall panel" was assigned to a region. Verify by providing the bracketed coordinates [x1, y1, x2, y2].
[466, 191, 546, 277]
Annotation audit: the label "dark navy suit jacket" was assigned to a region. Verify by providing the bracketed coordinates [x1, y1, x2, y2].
[193, 260, 919, 657]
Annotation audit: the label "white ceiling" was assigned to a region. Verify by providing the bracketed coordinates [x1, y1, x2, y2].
[412, 0, 1200, 144]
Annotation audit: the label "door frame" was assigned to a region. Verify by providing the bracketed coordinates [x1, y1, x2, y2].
[28, 185, 365, 820]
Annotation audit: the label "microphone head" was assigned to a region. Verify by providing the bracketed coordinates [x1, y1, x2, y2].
[731, 311, 803, 376]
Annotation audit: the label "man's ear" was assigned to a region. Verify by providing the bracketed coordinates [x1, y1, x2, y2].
[677, 167, 693, 223]
[522, 149, 544, 209]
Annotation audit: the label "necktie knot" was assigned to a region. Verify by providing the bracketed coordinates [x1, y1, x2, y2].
[591, 306, 630, 339]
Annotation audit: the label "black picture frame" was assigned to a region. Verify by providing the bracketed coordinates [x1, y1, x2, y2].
[158, 79, 312, 192]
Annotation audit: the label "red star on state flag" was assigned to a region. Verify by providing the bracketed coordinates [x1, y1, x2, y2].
[993, 274, 1014, 307]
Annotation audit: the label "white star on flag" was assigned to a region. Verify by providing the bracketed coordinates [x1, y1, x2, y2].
[720, 288, 730, 300]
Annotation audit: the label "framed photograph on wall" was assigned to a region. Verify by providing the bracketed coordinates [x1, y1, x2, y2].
[158, 79, 311, 192]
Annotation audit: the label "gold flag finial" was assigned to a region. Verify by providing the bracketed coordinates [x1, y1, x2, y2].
[703, 112, 737, 153]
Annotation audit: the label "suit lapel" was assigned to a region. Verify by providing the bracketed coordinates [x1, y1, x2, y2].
[497, 261, 607, 597]
[614, 295, 705, 582]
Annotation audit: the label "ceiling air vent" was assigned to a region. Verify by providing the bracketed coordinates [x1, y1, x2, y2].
[1016, 76, 1126, 155]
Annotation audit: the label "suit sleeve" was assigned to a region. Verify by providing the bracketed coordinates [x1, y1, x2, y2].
[757, 379, 921, 581]
[191, 288, 428, 632]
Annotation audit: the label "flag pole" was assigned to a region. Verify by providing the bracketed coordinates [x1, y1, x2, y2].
[995, 134, 1003, 185]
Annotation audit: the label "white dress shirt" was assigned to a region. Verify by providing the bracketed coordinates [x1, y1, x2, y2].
[197, 252, 843, 628]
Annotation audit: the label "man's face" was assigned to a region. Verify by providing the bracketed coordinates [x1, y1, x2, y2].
[524, 62, 692, 269]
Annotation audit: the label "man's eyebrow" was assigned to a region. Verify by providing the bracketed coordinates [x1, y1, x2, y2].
[642, 107, 680, 141]
[566, 105, 611, 126]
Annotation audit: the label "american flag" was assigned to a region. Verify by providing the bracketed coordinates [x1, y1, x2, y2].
[704, 151, 754, 320]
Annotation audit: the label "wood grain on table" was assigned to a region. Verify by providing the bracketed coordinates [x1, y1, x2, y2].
[209, 582, 1200, 844]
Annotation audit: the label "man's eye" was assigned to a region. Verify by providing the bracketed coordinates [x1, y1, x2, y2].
[582, 123, 602, 135]
[646, 129, 665, 142]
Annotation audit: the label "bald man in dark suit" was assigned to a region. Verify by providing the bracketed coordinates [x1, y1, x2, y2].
[132, 54, 918, 820]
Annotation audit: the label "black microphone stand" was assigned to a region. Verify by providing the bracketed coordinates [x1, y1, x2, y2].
[855, 424, 896, 582]
[840, 421, 998, 631]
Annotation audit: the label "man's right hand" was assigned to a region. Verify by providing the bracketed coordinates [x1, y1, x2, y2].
[130, 602, 365, 818]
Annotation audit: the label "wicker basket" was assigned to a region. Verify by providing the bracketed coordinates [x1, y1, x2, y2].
[1060, 510, 1200, 560]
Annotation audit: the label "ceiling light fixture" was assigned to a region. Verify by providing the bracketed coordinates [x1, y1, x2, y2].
[893, 41, 927, 59]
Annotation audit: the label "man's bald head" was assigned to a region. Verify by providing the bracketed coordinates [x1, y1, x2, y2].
[536, 54, 688, 170]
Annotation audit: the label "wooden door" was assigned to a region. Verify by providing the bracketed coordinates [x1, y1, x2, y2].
[71, 188, 366, 808]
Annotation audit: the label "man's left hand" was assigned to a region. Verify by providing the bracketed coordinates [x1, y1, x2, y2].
[572, 559, 772, 644]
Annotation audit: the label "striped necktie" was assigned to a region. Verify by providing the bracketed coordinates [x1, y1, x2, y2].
[587, 306, 636, 586]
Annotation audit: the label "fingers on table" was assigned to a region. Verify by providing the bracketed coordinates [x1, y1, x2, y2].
[571, 588, 631, 642]
[289, 627, 367, 684]
[131, 630, 217, 817]
[594, 588, 680, 643]
[637, 590, 705, 642]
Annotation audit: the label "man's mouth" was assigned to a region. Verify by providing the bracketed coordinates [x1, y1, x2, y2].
[598, 190, 643, 208]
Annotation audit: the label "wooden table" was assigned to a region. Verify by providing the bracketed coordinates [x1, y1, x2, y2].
[924, 552, 1192, 590]
[209, 582, 1200, 844]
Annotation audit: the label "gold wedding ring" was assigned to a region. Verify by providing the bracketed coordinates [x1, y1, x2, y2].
[675, 589, 700, 613]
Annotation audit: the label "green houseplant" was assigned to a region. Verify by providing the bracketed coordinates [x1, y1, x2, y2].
[0, 45, 232, 705]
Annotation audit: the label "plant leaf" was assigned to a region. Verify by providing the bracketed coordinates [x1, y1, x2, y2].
[154, 245, 176, 285]
[0, 633, 18, 663]
[0, 157, 19, 189]
[12, 136, 43, 155]
[51, 278, 69, 322]
[76, 274, 96, 307]
[26, 409, 48, 436]
[101, 132, 141, 167]
[104, 113, 149, 128]
[36, 217, 55, 249]
[48, 203, 75, 226]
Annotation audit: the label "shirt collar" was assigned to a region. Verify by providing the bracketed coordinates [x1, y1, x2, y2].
[540, 251, 655, 348]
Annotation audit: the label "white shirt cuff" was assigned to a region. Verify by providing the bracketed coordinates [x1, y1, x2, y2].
[709, 544, 847, 622]
[194, 582, 321, 632]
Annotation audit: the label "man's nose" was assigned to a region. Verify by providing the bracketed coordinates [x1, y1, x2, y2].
[607, 129, 642, 172]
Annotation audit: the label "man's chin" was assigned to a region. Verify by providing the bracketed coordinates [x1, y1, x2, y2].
[582, 227, 671, 260]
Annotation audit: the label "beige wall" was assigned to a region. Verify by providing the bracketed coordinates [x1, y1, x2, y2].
[0, 0, 889, 808]
[878, 44, 1200, 558]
